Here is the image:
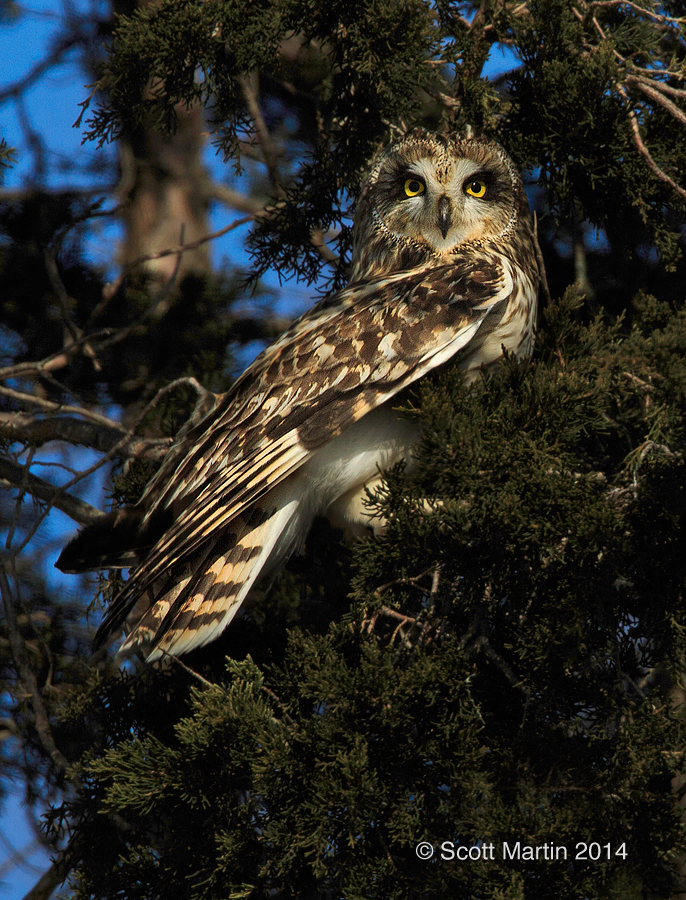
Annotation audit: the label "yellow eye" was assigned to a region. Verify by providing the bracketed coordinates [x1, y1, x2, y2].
[465, 178, 487, 199]
[404, 177, 425, 198]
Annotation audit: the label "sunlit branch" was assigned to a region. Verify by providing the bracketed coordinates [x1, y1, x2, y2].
[618, 85, 686, 201]
[581, 0, 686, 28]
[627, 78, 686, 126]
[0, 384, 129, 432]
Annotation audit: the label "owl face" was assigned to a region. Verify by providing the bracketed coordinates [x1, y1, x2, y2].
[349, 131, 527, 283]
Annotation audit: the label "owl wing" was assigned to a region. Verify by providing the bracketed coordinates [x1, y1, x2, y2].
[60, 255, 515, 653]
[129, 256, 512, 575]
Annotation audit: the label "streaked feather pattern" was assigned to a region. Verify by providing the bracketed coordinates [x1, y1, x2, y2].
[57, 130, 540, 661]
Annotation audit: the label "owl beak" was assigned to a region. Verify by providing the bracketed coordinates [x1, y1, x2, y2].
[437, 195, 452, 239]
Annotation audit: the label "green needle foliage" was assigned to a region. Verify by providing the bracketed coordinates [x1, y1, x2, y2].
[84, 0, 686, 281]
[4, 0, 686, 897]
[55, 292, 686, 899]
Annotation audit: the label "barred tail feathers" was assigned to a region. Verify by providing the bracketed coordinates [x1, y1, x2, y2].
[117, 496, 301, 661]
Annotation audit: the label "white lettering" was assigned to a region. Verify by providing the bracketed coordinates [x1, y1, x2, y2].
[502, 841, 521, 860]
[440, 842, 454, 861]
[501, 842, 568, 861]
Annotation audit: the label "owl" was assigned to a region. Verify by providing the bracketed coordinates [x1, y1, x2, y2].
[57, 130, 540, 662]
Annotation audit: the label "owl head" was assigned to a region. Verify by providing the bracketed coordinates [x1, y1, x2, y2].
[348, 129, 532, 283]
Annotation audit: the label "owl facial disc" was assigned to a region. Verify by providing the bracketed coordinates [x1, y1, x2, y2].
[350, 130, 524, 281]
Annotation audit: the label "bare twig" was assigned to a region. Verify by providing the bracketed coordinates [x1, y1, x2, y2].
[0, 383, 132, 432]
[0, 411, 170, 458]
[361, 564, 446, 650]
[42, 250, 80, 344]
[464, 631, 531, 699]
[615, 83, 686, 202]
[580, 0, 686, 199]
[378, 605, 418, 627]
[163, 651, 214, 687]
[0, 185, 119, 202]
[429, 564, 442, 604]
[422, 84, 461, 111]
[362, 604, 418, 645]
[627, 111, 686, 201]
[0, 458, 104, 526]
[626, 74, 686, 100]
[0, 36, 81, 104]
[2, 377, 205, 548]
[582, 0, 685, 27]
[626, 65, 686, 83]
[373, 566, 436, 598]
[386, 609, 417, 646]
[622, 371, 657, 391]
[0, 328, 114, 381]
[574, 2, 686, 203]
[638, 440, 679, 461]
[43, 250, 103, 371]
[206, 181, 265, 215]
[628, 78, 686, 127]
[100, 214, 257, 303]
[309, 228, 339, 267]
[0, 564, 70, 773]
[166, 650, 298, 727]
[533, 212, 552, 307]
[238, 73, 285, 194]
[260, 685, 297, 727]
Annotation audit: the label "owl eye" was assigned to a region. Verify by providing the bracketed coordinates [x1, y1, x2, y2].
[403, 177, 425, 198]
[465, 178, 487, 199]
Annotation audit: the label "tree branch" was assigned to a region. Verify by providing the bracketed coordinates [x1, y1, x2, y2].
[533, 212, 552, 307]
[0, 329, 114, 382]
[0, 384, 129, 432]
[238, 73, 285, 195]
[627, 109, 686, 201]
[616, 83, 686, 202]
[0, 412, 169, 458]
[0, 36, 81, 103]
[9, 376, 207, 539]
[627, 77, 686, 127]
[0, 564, 70, 773]
[205, 180, 265, 215]
[0, 458, 105, 526]
[21, 851, 70, 900]
[583, 0, 685, 27]
[626, 74, 686, 100]
[100, 214, 258, 303]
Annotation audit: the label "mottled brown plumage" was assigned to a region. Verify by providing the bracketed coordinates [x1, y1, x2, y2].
[57, 130, 540, 661]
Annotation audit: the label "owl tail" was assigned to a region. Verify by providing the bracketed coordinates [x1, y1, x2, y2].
[56, 507, 157, 572]
[105, 496, 300, 662]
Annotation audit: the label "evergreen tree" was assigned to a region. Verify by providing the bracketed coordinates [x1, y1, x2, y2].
[2, 1, 686, 898]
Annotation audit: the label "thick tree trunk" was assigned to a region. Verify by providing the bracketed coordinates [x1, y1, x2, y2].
[118, 100, 210, 286]
[115, 0, 210, 289]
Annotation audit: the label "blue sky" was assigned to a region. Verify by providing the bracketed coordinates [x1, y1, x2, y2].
[2, 7, 129, 896]
[0, 5, 320, 894]
[0, 6, 526, 897]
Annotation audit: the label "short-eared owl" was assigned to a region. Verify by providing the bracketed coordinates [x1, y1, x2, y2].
[57, 130, 540, 661]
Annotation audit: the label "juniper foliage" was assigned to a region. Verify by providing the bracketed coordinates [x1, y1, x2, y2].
[55, 292, 686, 899]
[85, 0, 686, 283]
[3, 0, 686, 898]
